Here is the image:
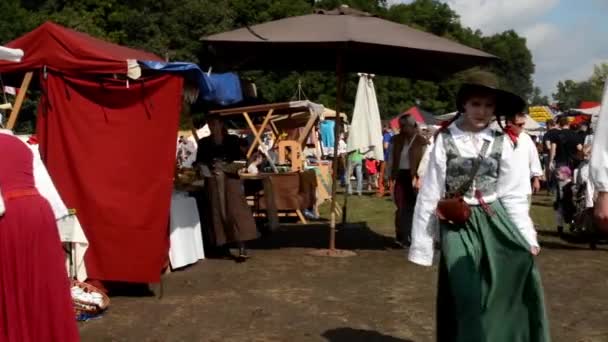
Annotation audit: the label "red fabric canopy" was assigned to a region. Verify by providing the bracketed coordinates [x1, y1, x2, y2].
[0, 21, 162, 75]
[579, 101, 600, 109]
[1, 22, 183, 284]
[389, 106, 437, 129]
[37, 72, 182, 283]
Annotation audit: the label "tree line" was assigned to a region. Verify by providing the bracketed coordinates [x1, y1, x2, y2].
[5, 0, 587, 128]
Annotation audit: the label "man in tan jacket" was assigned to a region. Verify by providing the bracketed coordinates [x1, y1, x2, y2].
[390, 114, 429, 246]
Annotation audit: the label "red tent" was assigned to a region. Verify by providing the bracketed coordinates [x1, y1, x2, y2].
[0, 22, 183, 284]
[389, 106, 437, 129]
[0, 21, 160, 75]
[579, 101, 600, 109]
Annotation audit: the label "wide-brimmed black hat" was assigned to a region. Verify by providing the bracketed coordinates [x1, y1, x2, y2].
[456, 71, 525, 117]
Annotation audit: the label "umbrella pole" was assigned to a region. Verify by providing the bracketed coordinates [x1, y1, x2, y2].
[309, 52, 355, 258]
[328, 56, 344, 251]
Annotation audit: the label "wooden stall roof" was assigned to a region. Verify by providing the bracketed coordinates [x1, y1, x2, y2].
[209, 100, 323, 117]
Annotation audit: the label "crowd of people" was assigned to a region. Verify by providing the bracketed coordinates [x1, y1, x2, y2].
[540, 117, 595, 235]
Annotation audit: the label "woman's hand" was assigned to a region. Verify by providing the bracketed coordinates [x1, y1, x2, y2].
[594, 192, 608, 232]
[531, 177, 541, 193]
[531, 246, 541, 256]
[412, 176, 421, 191]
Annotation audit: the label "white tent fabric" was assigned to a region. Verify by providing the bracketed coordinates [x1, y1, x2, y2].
[572, 106, 601, 128]
[347, 73, 384, 161]
[572, 106, 600, 116]
[0, 46, 24, 62]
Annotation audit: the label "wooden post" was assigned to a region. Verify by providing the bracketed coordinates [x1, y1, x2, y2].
[6, 72, 33, 130]
[246, 108, 274, 158]
[270, 121, 280, 137]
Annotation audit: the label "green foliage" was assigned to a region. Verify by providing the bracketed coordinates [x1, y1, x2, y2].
[553, 80, 600, 110]
[530, 87, 549, 106]
[552, 63, 607, 110]
[0, 0, 538, 131]
[481, 30, 535, 100]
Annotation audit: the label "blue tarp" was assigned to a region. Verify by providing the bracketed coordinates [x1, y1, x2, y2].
[138, 61, 243, 106]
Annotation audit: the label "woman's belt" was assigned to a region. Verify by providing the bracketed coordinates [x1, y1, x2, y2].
[3, 188, 39, 201]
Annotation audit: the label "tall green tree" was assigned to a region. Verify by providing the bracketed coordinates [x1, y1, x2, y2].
[529, 86, 549, 106]
[552, 63, 607, 110]
[0, 0, 538, 126]
[481, 30, 535, 100]
[553, 80, 599, 110]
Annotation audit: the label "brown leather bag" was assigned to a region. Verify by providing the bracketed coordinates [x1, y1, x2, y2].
[436, 196, 471, 225]
[436, 140, 490, 225]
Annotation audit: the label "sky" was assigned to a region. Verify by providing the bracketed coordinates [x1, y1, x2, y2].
[388, 0, 608, 97]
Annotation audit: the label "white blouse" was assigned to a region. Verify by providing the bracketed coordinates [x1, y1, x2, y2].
[498, 132, 543, 196]
[408, 124, 539, 267]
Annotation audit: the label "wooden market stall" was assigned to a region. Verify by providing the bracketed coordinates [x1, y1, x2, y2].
[208, 100, 341, 223]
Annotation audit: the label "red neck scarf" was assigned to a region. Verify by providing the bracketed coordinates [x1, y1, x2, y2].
[504, 125, 519, 147]
[27, 135, 38, 145]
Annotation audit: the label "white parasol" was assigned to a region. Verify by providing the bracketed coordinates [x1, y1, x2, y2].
[346, 73, 384, 160]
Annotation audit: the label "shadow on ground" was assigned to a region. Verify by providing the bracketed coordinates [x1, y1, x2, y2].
[537, 229, 608, 251]
[248, 222, 399, 251]
[322, 328, 414, 342]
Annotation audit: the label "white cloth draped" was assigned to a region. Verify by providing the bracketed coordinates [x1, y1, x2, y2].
[27, 142, 70, 219]
[408, 124, 539, 267]
[347, 74, 384, 161]
[0, 46, 24, 62]
[57, 215, 89, 281]
[169, 191, 205, 269]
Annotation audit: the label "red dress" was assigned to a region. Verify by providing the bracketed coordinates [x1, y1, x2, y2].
[0, 133, 80, 342]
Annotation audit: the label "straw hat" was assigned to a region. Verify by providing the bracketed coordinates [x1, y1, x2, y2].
[456, 71, 525, 117]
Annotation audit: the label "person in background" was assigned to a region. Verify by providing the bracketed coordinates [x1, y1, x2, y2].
[555, 166, 576, 231]
[548, 116, 582, 235]
[377, 125, 394, 197]
[247, 151, 264, 175]
[346, 149, 365, 196]
[365, 156, 379, 191]
[195, 116, 258, 261]
[338, 133, 348, 186]
[416, 131, 434, 189]
[499, 112, 543, 208]
[542, 119, 559, 191]
[390, 114, 428, 246]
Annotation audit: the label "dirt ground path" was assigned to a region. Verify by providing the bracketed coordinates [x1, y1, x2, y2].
[79, 221, 608, 342]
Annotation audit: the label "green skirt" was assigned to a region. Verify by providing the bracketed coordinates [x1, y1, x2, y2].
[437, 201, 550, 342]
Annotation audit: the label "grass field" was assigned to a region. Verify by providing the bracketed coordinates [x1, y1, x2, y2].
[320, 191, 559, 234]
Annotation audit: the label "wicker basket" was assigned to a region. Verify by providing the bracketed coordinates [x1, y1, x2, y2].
[70, 280, 110, 317]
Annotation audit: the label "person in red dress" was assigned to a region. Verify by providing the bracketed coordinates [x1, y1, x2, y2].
[0, 130, 80, 342]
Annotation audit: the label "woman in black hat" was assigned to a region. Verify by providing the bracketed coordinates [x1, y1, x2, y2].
[408, 71, 550, 342]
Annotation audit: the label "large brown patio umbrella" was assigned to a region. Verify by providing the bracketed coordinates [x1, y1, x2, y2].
[201, 5, 496, 256]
